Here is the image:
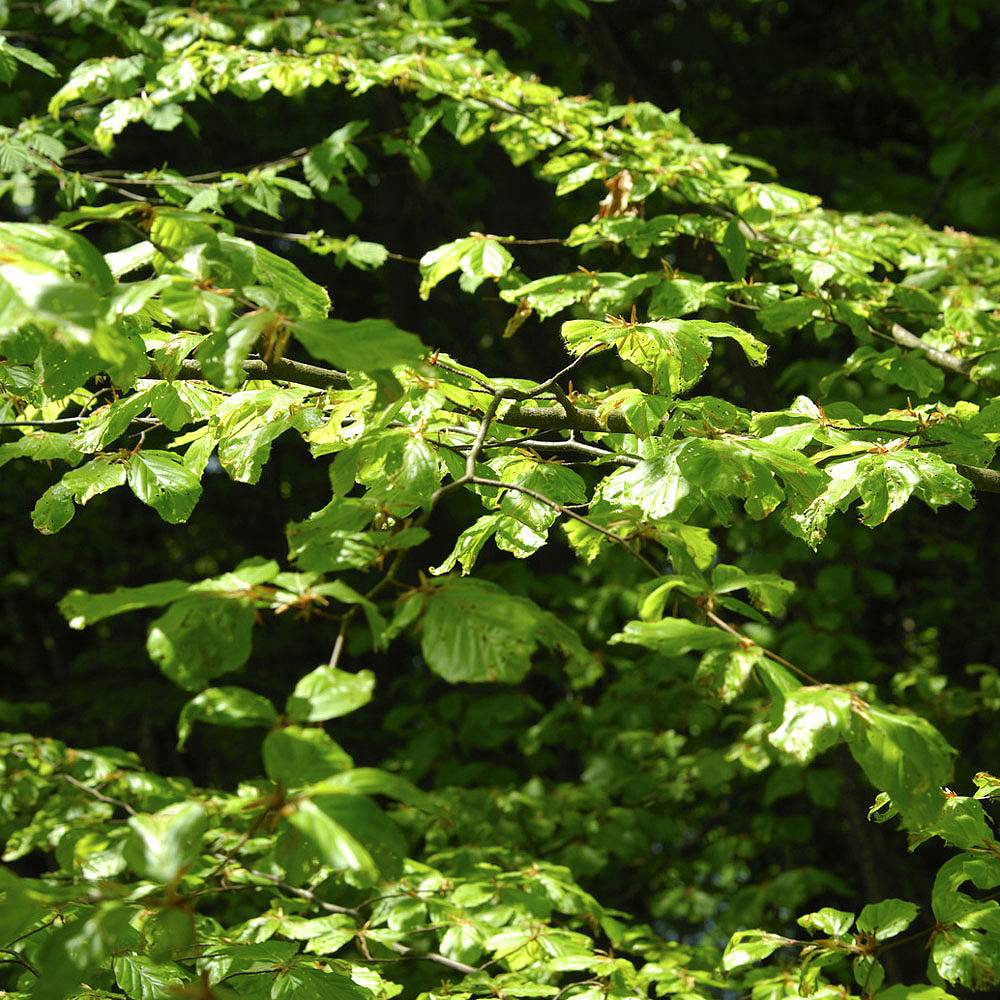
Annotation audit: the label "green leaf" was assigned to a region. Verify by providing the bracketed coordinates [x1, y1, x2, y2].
[973, 772, 1000, 800]
[302, 232, 390, 270]
[722, 928, 790, 970]
[789, 451, 974, 547]
[759, 297, 817, 333]
[286, 498, 383, 572]
[263, 726, 354, 786]
[769, 686, 853, 764]
[214, 387, 302, 485]
[114, 954, 187, 1000]
[197, 941, 297, 983]
[877, 988, 958, 1000]
[420, 578, 595, 684]
[797, 907, 855, 937]
[718, 219, 748, 280]
[355, 430, 441, 515]
[930, 854, 1000, 989]
[695, 645, 764, 702]
[848, 704, 955, 829]
[33, 904, 135, 1000]
[711, 564, 795, 615]
[303, 119, 368, 194]
[0, 38, 58, 78]
[610, 618, 738, 657]
[563, 317, 765, 395]
[562, 318, 711, 395]
[32, 459, 127, 533]
[649, 277, 713, 318]
[219, 234, 330, 319]
[856, 898, 919, 941]
[0, 430, 82, 471]
[0, 871, 46, 948]
[435, 457, 587, 573]
[125, 802, 208, 882]
[176, 686, 278, 750]
[271, 962, 372, 1000]
[127, 450, 202, 523]
[292, 317, 425, 371]
[285, 797, 379, 881]
[147, 596, 255, 691]
[195, 311, 270, 389]
[304, 768, 433, 811]
[286, 666, 376, 722]
[419, 235, 514, 298]
[60, 580, 192, 628]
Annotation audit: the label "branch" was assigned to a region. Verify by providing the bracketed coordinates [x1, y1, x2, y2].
[499, 400, 627, 433]
[957, 463, 1000, 494]
[167, 356, 350, 390]
[243, 869, 359, 915]
[243, 870, 476, 975]
[390, 943, 478, 976]
[884, 322, 1000, 393]
[470, 475, 660, 575]
[16, 350, 994, 496]
[506, 346, 600, 401]
[430, 391, 508, 505]
[484, 438, 639, 466]
[887, 324, 973, 378]
[0, 417, 160, 431]
[60, 773, 137, 816]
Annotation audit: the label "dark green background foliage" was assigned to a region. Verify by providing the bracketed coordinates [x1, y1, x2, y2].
[2, 2, 1000, 1000]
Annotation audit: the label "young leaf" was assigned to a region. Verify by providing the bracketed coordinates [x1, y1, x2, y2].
[292, 317, 425, 372]
[263, 726, 354, 787]
[147, 597, 255, 691]
[124, 802, 208, 883]
[127, 450, 202, 524]
[722, 929, 790, 970]
[855, 898, 919, 940]
[176, 687, 278, 749]
[286, 666, 376, 722]
[610, 618, 739, 657]
[419, 578, 595, 684]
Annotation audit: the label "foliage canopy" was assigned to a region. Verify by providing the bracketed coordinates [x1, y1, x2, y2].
[2, 2, 1000, 1000]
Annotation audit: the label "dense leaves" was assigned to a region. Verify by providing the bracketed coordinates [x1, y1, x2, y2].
[1, 2, 999, 1000]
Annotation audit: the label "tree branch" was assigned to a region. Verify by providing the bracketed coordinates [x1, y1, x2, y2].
[60, 773, 137, 816]
[242, 870, 476, 975]
[883, 322, 1000, 393]
[887, 324, 974, 378]
[470, 475, 660, 574]
[957, 463, 1000, 494]
[167, 356, 351, 390]
[483, 438, 639, 465]
[499, 400, 626, 433]
[61, 352, 999, 496]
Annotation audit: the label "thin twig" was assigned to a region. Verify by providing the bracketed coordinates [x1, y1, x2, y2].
[0, 952, 39, 977]
[704, 609, 823, 685]
[428, 357, 498, 394]
[60, 773, 137, 816]
[509, 345, 600, 401]
[482, 438, 639, 465]
[469, 475, 660, 574]
[207, 807, 273, 879]
[328, 619, 348, 668]
[430, 391, 508, 505]
[243, 869, 359, 915]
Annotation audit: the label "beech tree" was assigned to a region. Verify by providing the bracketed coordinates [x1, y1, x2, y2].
[2, 3, 1000, 999]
